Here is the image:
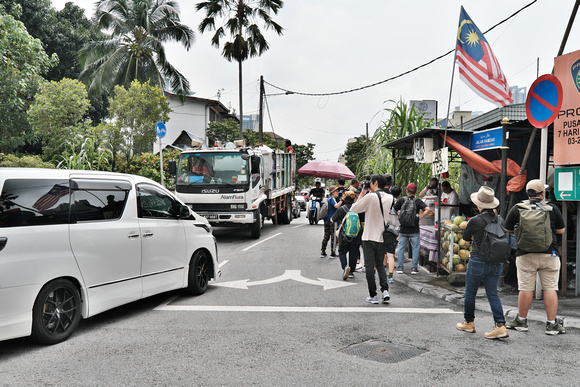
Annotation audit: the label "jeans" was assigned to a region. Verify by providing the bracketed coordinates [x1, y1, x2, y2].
[362, 240, 388, 297]
[463, 256, 505, 323]
[339, 242, 360, 272]
[397, 233, 421, 271]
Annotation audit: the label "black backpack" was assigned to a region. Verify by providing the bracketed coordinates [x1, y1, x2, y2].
[398, 196, 417, 227]
[477, 212, 510, 263]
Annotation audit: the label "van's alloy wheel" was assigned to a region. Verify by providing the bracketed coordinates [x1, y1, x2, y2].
[187, 250, 209, 295]
[31, 279, 81, 345]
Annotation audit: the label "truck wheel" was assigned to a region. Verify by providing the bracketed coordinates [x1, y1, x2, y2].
[250, 209, 261, 239]
[280, 196, 291, 224]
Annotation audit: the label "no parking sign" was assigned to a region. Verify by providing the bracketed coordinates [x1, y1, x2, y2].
[526, 74, 563, 128]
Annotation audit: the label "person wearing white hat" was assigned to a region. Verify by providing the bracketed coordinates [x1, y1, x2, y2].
[504, 179, 566, 335]
[456, 186, 509, 339]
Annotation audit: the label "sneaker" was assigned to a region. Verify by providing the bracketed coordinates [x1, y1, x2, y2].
[330, 252, 337, 258]
[506, 315, 528, 332]
[366, 296, 379, 304]
[387, 277, 394, 284]
[545, 320, 566, 335]
[320, 252, 327, 258]
[342, 266, 351, 280]
[484, 323, 509, 339]
[355, 263, 363, 271]
[411, 269, 419, 275]
[456, 320, 476, 333]
[348, 273, 354, 278]
[382, 290, 390, 303]
[396, 269, 404, 274]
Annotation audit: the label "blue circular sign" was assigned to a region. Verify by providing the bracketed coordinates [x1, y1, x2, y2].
[155, 122, 167, 138]
[526, 74, 563, 128]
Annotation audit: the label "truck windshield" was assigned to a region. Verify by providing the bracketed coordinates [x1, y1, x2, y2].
[176, 152, 249, 186]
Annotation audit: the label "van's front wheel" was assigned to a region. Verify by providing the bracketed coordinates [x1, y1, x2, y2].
[31, 279, 81, 345]
[187, 250, 210, 295]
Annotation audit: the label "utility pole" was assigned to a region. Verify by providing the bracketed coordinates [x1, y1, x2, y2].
[259, 75, 264, 143]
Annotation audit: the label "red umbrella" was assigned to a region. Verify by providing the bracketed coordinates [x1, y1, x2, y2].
[298, 160, 355, 179]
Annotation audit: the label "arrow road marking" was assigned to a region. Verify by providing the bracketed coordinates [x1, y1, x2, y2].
[211, 270, 355, 290]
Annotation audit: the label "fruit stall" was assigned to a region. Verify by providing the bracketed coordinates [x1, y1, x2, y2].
[439, 215, 470, 275]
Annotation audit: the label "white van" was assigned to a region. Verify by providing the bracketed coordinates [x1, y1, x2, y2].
[0, 168, 220, 344]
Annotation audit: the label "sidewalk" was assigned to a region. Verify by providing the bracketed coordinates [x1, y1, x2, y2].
[394, 266, 580, 331]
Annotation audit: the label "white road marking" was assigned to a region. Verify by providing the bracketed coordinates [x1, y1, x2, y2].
[219, 260, 228, 268]
[211, 270, 355, 290]
[292, 224, 306, 229]
[242, 232, 281, 252]
[156, 305, 460, 314]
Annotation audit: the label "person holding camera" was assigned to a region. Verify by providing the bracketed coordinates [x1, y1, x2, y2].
[350, 174, 393, 304]
[419, 177, 438, 198]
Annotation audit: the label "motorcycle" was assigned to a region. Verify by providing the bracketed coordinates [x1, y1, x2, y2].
[308, 197, 322, 225]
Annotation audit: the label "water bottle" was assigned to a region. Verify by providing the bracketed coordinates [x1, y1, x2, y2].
[550, 251, 558, 258]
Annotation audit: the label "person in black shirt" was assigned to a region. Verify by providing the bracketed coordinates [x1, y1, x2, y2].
[456, 186, 508, 339]
[504, 179, 566, 335]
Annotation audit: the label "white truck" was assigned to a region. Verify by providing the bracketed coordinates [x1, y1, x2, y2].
[171, 144, 296, 238]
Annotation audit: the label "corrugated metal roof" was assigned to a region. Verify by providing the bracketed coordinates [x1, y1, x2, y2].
[461, 103, 528, 131]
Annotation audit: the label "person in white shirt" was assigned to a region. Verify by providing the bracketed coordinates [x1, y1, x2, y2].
[350, 174, 393, 304]
[441, 181, 459, 205]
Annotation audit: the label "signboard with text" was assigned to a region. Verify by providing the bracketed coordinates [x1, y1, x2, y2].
[554, 50, 580, 165]
[432, 147, 448, 175]
[410, 100, 438, 121]
[414, 137, 433, 163]
[470, 127, 502, 151]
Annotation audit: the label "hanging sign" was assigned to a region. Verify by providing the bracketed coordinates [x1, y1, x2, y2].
[432, 147, 448, 175]
[414, 138, 433, 163]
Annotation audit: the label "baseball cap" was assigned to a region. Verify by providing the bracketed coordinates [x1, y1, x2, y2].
[526, 179, 545, 194]
[406, 183, 417, 193]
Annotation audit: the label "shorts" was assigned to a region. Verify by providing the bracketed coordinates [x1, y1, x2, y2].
[516, 253, 561, 291]
[383, 232, 397, 254]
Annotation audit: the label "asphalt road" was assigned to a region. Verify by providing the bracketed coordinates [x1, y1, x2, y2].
[1, 213, 578, 386]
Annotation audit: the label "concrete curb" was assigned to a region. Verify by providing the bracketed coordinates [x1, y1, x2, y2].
[395, 273, 580, 331]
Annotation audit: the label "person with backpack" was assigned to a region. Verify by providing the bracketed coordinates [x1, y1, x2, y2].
[393, 183, 430, 275]
[504, 179, 566, 335]
[350, 174, 393, 304]
[331, 191, 362, 280]
[456, 186, 510, 339]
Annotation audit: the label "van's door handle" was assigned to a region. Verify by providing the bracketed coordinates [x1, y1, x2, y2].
[0, 237, 7, 252]
[127, 232, 140, 239]
[142, 231, 154, 238]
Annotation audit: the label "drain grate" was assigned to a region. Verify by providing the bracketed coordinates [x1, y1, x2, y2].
[339, 340, 427, 364]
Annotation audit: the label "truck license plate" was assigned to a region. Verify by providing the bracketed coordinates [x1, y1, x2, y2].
[203, 214, 218, 220]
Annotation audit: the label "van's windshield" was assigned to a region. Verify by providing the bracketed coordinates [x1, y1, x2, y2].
[176, 152, 249, 188]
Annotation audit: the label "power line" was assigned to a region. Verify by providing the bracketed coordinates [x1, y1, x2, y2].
[264, 1, 537, 97]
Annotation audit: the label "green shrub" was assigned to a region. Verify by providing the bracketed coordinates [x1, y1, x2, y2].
[0, 154, 55, 169]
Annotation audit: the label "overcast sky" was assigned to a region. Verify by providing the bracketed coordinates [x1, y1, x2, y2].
[52, 0, 580, 161]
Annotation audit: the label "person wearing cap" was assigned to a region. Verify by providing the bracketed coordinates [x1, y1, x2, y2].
[393, 183, 430, 275]
[456, 186, 509, 339]
[320, 185, 340, 258]
[504, 179, 566, 335]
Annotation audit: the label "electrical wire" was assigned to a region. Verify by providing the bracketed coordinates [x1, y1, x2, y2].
[264, 0, 537, 97]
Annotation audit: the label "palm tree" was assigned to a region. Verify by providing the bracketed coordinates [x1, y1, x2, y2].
[196, 0, 284, 139]
[79, 0, 195, 97]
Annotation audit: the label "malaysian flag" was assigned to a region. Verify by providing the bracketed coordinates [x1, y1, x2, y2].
[33, 184, 70, 212]
[455, 7, 513, 107]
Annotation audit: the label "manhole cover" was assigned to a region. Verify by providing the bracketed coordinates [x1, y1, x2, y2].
[339, 340, 427, 364]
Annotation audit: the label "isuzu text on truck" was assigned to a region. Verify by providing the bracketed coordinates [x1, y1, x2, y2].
[170, 143, 296, 238]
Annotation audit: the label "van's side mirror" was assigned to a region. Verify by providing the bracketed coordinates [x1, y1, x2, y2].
[251, 156, 260, 174]
[168, 160, 176, 175]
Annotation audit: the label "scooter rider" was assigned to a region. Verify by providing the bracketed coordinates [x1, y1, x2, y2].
[308, 181, 325, 203]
